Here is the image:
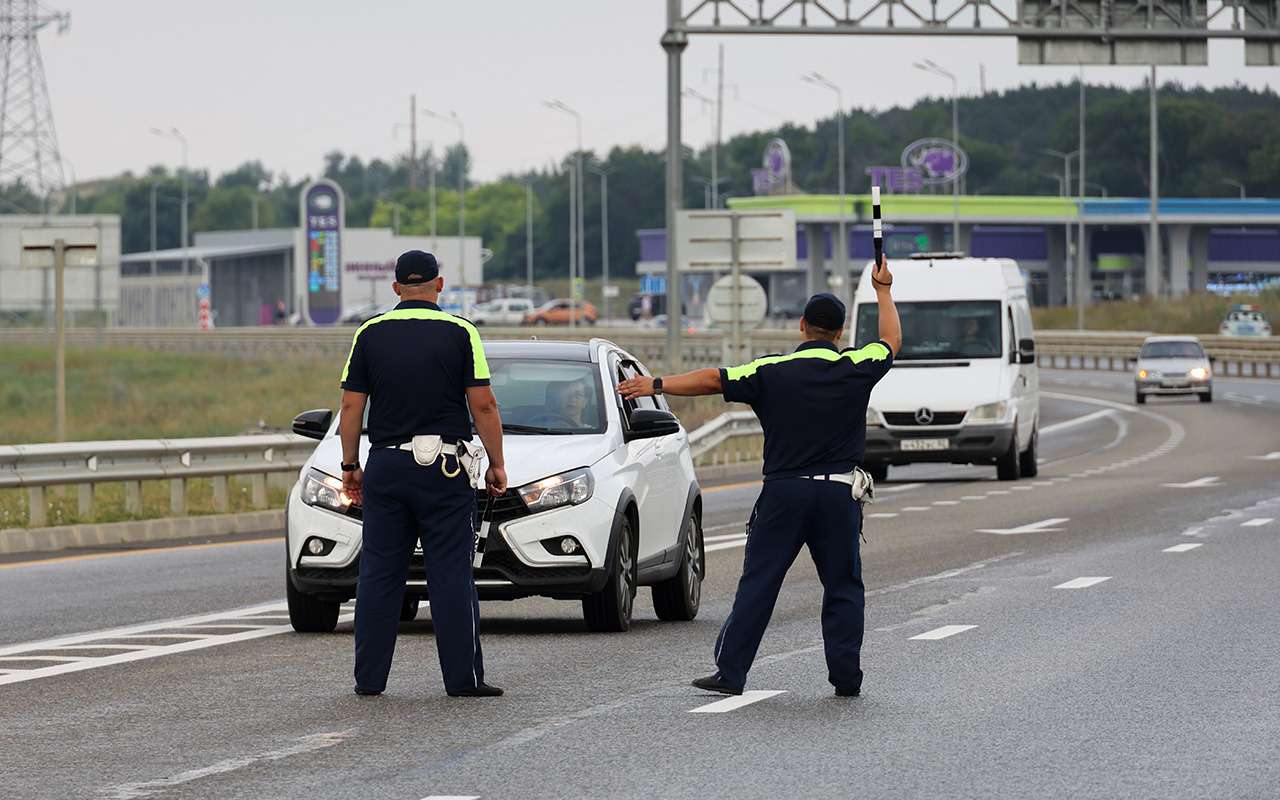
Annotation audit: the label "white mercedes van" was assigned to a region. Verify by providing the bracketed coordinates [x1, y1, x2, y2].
[852, 254, 1040, 481]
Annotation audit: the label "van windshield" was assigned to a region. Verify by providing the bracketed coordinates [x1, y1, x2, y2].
[855, 301, 1003, 360]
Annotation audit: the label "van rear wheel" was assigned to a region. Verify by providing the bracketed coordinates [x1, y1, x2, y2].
[1018, 425, 1039, 478]
[995, 432, 1022, 481]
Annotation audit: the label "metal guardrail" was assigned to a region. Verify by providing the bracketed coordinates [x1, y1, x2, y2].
[0, 435, 313, 527]
[2, 412, 767, 529]
[2, 327, 1277, 375]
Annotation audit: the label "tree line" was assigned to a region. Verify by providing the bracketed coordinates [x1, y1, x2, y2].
[3, 81, 1277, 282]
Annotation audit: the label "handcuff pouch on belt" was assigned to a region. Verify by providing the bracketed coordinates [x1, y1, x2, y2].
[851, 466, 875, 505]
[407, 434, 487, 490]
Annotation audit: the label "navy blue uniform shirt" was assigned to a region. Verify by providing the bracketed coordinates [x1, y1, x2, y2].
[719, 339, 893, 479]
[339, 300, 489, 447]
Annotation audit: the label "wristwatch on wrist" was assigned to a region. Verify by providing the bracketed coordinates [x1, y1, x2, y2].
[340, 462, 360, 472]
[652, 376, 664, 395]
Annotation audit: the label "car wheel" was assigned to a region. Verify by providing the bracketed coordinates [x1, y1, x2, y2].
[1018, 424, 1039, 477]
[400, 596, 420, 622]
[867, 463, 889, 483]
[995, 428, 1021, 481]
[653, 511, 703, 622]
[286, 563, 340, 633]
[583, 514, 636, 633]
[1135, 390, 1146, 405]
[1199, 390, 1212, 403]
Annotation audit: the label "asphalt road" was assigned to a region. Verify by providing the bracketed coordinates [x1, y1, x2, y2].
[2, 369, 1278, 800]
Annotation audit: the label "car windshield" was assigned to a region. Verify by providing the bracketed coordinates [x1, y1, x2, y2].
[357, 359, 605, 435]
[856, 301, 1002, 360]
[1140, 341, 1205, 359]
[488, 358, 605, 434]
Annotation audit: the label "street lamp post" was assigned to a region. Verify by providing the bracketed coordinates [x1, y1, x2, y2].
[589, 166, 611, 320]
[1045, 148, 1078, 311]
[526, 181, 534, 302]
[1221, 178, 1246, 199]
[802, 72, 847, 301]
[545, 100, 585, 329]
[423, 109, 466, 313]
[915, 60, 960, 249]
[150, 127, 189, 280]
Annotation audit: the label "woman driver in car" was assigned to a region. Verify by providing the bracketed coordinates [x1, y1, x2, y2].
[544, 381, 589, 428]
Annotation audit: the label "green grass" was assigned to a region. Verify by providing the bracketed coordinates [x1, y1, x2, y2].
[1032, 289, 1279, 334]
[0, 345, 342, 444]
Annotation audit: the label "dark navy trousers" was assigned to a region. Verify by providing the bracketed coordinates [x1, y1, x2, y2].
[714, 477, 865, 692]
[354, 448, 484, 694]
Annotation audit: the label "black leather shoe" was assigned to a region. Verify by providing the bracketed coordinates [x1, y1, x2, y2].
[447, 683, 504, 697]
[353, 686, 382, 696]
[834, 685, 861, 697]
[692, 674, 743, 696]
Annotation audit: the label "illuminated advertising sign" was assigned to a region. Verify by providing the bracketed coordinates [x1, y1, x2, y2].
[300, 179, 344, 325]
[865, 139, 968, 194]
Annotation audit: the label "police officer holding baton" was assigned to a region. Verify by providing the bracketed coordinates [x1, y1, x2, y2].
[338, 250, 507, 698]
[618, 254, 901, 697]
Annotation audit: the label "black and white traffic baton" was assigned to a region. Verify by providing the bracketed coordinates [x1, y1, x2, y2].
[474, 493, 495, 569]
[871, 184, 883, 268]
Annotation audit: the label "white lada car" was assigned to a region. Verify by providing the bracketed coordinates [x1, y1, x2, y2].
[285, 339, 704, 634]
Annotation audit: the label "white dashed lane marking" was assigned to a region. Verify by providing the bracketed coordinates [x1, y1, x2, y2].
[1054, 576, 1112, 589]
[866, 512, 898, 519]
[1162, 476, 1221, 489]
[910, 625, 977, 641]
[975, 518, 1069, 535]
[902, 506, 930, 512]
[689, 690, 786, 713]
[1242, 518, 1274, 527]
[1164, 543, 1203, 553]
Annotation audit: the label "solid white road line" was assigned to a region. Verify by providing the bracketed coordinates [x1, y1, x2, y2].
[1040, 408, 1118, 435]
[1242, 518, 1274, 527]
[910, 625, 976, 641]
[1164, 543, 1203, 553]
[866, 512, 898, 518]
[689, 690, 786, 713]
[976, 518, 1069, 535]
[102, 730, 354, 800]
[1162, 476, 1221, 489]
[1054, 576, 1112, 589]
[704, 536, 748, 554]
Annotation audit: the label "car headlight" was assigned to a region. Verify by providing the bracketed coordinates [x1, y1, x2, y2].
[518, 468, 594, 512]
[1188, 367, 1210, 380]
[866, 407, 882, 427]
[1137, 369, 1149, 379]
[300, 468, 353, 514]
[968, 401, 1010, 423]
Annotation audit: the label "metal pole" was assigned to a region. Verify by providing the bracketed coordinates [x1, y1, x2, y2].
[1147, 65, 1160, 298]
[663, 1, 686, 372]
[251, 194, 259, 229]
[713, 43, 723, 209]
[950, 73, 959, 249]
[837, 84, 846, 305]
[567, 161, 576, 329]
[1076, 68, 1086, 330]
[731, 212, 742, 363]
[457, 117, 467, 316]
[526, 181, 534, 300]
[150, 182, 158, 327]
[574, 117, 584, 318]
[598, 170, 611, 320]
[54, 238, 66, 442]
[429, 155, 437, 249]
[409, 94, 419, 190]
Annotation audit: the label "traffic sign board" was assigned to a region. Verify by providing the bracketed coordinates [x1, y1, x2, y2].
[706, 274, 767, 330]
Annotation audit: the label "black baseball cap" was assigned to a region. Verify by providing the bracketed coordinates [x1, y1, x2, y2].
[803, 292, 846, 331]
[395, 250, 439, 284]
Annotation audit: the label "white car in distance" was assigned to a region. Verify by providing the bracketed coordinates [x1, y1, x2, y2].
[285, 339, 705, 634]
[470, 297, 535, 326]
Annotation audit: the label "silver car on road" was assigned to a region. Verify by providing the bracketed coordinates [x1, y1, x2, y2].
[1133, 335, 1213, 404]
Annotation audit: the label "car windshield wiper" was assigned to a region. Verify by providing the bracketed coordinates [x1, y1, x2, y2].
[500, 423, 578, 435]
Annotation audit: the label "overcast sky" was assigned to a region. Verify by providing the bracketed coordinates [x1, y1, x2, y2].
[44, 0, 1277, 186]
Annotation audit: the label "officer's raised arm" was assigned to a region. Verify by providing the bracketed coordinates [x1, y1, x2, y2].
[617, 368, 721, 399]
[871, 254, 902, 355]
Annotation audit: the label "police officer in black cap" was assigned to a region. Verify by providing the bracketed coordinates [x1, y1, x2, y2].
[338, 250, 507, 698]
[619, 256, 901, 697]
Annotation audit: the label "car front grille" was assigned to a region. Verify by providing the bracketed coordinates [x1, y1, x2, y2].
[883, 411, 966, 426]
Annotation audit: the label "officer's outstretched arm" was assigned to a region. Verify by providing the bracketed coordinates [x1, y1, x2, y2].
[618, 368, 721, 400]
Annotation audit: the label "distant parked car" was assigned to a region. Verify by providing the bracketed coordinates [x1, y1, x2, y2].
[525, 299, 598, 326]
[1220, 304, 1272, 337]
[638, 314, 704, 333]
[1133, 335, 1213, 404]
[341, 304, 389, 325]
[471, 297, 535, 326]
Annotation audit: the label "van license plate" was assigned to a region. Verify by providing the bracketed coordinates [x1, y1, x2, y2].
[901, 438, 948, 451]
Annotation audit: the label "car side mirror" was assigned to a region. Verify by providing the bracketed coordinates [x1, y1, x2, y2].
[626, 408, 680, 440]
[292, 408, 333, 440]
[1017, 337, 1036, 365]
